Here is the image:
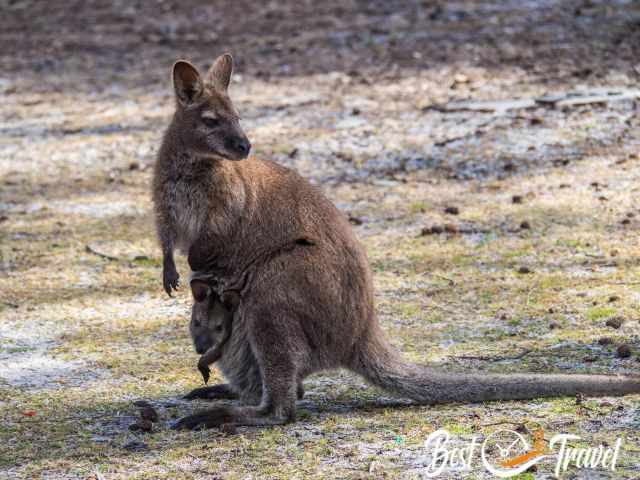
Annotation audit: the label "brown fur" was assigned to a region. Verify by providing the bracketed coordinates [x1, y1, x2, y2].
[152, 54, 640, 431]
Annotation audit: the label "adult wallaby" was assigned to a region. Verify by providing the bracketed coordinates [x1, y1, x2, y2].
[153, 54, 640, 430]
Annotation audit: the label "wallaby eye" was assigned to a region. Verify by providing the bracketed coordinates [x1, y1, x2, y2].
[202, 116, 221, 128]
[214, 325, 223, 333]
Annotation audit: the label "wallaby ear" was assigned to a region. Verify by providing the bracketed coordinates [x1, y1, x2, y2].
[190, 280, 210, 303]
[204, 53, 233, 92]
[172, 60, 203, 105]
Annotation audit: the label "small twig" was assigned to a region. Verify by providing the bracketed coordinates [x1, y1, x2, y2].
[481, 420, 525, 427]
[85, 244, 119, 261]
[458, 348, 533, 362]
[432, 118, 497, 147]
[432, 273, 455, 285]
[458, 227, 491, 234]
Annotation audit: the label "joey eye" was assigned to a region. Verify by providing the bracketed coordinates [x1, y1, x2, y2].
[202, 116, 221, 128]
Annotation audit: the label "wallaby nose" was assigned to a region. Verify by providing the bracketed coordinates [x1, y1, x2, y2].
[235, 138, 251, 156]
[224, 136, 251, 159]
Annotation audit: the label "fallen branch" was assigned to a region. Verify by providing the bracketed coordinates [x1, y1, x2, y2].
[481, 420, 527, 427]
[85, 244, 119, 261]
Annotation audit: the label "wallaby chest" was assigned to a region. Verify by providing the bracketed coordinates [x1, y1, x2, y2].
[166, 160, 246, 253]
[168, 172, 210, 252]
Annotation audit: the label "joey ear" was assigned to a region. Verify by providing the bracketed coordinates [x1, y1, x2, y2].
[172, 60, 203, 105]
[204, 53, 233, 92]
[190, 280, 210, 303]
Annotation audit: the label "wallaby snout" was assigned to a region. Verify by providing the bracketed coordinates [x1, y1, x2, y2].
[190, 315, 214, 354]
[225, 135, 251, 159]
[193, 337, 210, 355]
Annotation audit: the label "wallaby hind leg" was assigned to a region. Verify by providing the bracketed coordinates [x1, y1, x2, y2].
[175, 312, 300, 429]
[175, 370, 298, 429]
[184, 383, 239, 400]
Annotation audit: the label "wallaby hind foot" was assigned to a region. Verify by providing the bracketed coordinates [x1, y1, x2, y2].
[184, 381, 305, 402]
[184, 383, 239, 401]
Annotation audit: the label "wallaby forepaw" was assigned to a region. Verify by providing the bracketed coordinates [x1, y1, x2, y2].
[162, 266, 180, 296]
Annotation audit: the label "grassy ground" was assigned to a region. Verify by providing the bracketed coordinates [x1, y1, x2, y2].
[2, 1, 640, 478]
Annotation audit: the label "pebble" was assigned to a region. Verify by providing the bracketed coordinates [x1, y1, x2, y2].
[129, 418, 153, 433]
[140, 406, 159, 422]
[443, 223, 459, 234]
[444, 206, 459, 215]
[605, 316, 624, 329]
[616, 344, 631, 358]
[421, 225, 443, 235]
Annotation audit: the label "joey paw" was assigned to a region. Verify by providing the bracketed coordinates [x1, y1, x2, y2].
[198, 365, 211, 384]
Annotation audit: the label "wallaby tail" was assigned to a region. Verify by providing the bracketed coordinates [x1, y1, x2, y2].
[350, 326, 640, 404]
